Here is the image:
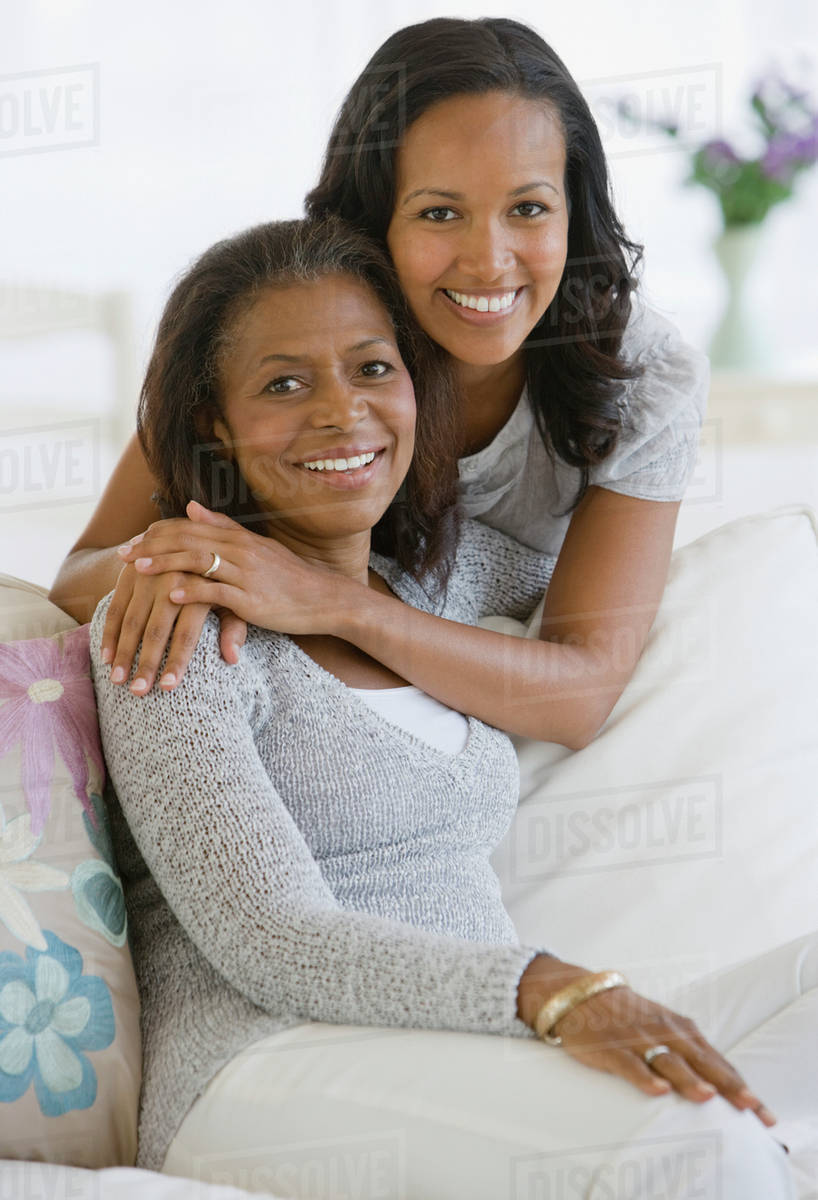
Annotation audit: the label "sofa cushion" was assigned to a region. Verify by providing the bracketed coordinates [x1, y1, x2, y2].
[490, 504, 818, 1000]
[0, 593, 141, 1168]
[0, 573, 76, 642]
[0, 1159, 290, 1199]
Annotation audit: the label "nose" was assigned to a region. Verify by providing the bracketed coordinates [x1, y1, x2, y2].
[455, 217, 516, 282]
[308, 375, 368, 430]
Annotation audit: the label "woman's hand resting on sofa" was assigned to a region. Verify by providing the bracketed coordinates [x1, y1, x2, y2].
[517, 955, 777, 1125]
[102, 505, 249, 694]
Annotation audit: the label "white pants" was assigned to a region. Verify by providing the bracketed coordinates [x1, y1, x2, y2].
[163, 932, 818, 1200]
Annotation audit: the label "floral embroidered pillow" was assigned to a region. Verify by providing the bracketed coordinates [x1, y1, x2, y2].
[0, 622, 141, 1167]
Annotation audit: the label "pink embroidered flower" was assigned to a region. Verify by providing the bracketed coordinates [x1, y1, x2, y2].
[0, 628, 104, 836]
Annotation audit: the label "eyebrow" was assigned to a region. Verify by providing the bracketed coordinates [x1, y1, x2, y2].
[400, 180, 559, 206]
[253, 336, 393, 370]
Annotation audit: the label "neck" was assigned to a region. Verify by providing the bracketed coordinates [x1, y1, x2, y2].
[266, 525, 373, 587]
[456, 353, 525, 416]
[454, 353, 527, 453]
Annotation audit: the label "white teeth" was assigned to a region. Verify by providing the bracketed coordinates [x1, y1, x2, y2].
[444, 289, 517, 312]
[300, 451, 376, 472]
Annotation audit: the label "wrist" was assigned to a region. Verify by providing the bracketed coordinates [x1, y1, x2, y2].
[516, 955, 590, 1028]
[332, 577, 384, 641]
[533, 970, 629, 1044]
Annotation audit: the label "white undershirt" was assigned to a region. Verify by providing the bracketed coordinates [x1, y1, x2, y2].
[348, 685, 470, 755]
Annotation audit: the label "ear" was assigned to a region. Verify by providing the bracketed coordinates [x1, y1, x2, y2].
[211, 416, 233, 458]
[195, 408, 233, 461]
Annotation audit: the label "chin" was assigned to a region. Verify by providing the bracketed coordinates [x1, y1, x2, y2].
[446, 340, 525, 368]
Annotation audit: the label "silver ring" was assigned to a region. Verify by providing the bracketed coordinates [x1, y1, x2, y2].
[203, 551, 221, 578]
[643, 1044, 672, 1066]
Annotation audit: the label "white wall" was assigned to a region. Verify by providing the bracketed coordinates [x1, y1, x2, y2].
[2, 0, 817, 584]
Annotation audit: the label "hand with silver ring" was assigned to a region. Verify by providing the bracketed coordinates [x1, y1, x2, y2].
[516, 956, 779, 1125]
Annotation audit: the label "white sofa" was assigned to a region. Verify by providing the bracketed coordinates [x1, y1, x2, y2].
[1, 504, 816, 1198]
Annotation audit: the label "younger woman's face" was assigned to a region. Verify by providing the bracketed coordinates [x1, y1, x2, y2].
[387, 91, 569, 370]
[213, 274, 416, 546]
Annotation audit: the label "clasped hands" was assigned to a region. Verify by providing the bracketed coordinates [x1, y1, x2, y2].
[102, 500, 352, 694]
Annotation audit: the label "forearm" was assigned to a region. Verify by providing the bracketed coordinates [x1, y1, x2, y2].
[49, 546, 125, 623]
[337, 589, 623, 748]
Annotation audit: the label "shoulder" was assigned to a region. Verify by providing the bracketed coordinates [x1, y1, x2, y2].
[89, 594, 284, 719]
[619, 292, 709, 425]
[90, 593, 225, 678]
[590, 293, 710, 501]
[440, 519, 557, 623]
[371, 522, 555, 624]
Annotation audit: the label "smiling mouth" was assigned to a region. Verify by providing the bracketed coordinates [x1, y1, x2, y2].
[443, 288, 520, 312]
[297, 450, 380, 473]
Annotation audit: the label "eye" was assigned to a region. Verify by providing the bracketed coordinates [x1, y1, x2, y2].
[263, 375, 302, 395]
[359, 360, 394, 378]
[511, 201, 548, 218]
[418, 206, 458, 222]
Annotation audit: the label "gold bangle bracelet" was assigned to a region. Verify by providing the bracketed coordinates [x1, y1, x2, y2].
[533, 970, 628, 1046]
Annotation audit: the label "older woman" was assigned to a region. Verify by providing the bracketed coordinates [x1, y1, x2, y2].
[89, 217, 792, 1198]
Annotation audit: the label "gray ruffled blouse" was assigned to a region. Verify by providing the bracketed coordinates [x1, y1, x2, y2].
[458, 293, 709, 555]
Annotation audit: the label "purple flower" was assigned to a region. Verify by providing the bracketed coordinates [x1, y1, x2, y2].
[702, 139, 741, 167]
[0, 628, 104, 836]
[761, 124, 818, 181]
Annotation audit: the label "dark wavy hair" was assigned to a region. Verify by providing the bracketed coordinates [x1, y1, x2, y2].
[137, 216, 460, 585]
[306, 16, 647, 514]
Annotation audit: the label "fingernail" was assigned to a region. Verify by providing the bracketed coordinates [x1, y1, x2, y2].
[159, 673, 176, 689]
[101, 647, 112, 664]
[129, 532, 144, 544]
[759, 1106, 778, 1124]
[135, 557, 152, 569]
[116, 544, 131, 558]
[130, 678, 148, 694]
[169, 589, 184, 601]
[696, 1083, 717, 1097]
[111, 666, 126, 683]
[737, 1088, 759, 1107]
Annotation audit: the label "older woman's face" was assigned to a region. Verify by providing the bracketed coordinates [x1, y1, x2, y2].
[387, 91, 569, 370]
[213, 274, 416, 541]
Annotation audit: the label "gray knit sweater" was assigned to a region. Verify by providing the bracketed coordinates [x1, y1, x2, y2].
[90, 519, 557, 1171]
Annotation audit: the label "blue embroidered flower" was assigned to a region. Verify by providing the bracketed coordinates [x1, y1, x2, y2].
[0, 930, 114, 1115]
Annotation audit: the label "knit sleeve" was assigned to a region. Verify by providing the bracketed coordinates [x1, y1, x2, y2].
[89, 598, 542, 1042]
[440, 519, 558, 624]
[588, 297, 709, 502]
